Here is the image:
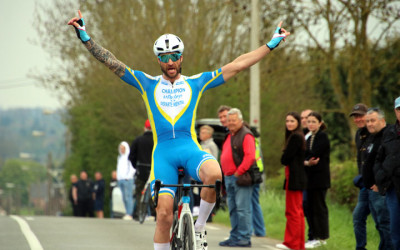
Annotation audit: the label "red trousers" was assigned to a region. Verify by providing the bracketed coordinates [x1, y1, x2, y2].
[283, 167, 305, 250]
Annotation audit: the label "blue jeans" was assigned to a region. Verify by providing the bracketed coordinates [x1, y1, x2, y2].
[251, 183, 266, 236]
[118, 179, 134, 215]
[386, 187, 400, 250]
[368, 189, 392, 250]
[224, 175, 253, 242]
[353, 188, 392, 250]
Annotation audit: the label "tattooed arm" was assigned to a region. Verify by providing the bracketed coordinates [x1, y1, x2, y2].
[68, 10, 126, 78]
[84, 40, 126, 78]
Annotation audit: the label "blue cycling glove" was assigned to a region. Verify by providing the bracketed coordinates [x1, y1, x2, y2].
[266, 27, 286, 50]
[74, 18, 91, 42]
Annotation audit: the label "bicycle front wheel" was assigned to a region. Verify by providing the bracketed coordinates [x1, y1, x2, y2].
[138, 186, 151, 224]
[181, 213, 194, 250]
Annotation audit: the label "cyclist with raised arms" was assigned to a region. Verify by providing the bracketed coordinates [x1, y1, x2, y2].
[68, 10, 290, 250]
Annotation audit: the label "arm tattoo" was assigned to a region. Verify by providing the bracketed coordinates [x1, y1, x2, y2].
[84, 40, 126, 78]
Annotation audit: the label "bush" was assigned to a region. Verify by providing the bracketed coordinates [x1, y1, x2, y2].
[329, 160, 359, 210]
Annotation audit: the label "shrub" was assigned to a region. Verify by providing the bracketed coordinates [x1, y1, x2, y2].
[329, 160, 359, 210]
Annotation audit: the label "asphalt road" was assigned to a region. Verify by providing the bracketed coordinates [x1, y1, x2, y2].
[0, 215, 282, 250]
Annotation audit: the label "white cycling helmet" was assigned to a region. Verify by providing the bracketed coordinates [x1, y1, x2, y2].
[153, 34, 184, 56]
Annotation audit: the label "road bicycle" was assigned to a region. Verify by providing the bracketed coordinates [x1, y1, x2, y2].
[153, 168, 221, 250]
[137, 179, 153, 224]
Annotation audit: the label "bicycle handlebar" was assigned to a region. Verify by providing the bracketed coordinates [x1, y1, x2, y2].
[153, 179, 222, 209]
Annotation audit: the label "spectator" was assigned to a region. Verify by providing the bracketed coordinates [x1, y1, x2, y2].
[349, 103, 375, 250]
[68, 174, 78, 216]
[117, 141, 136, 220]
[374, 96, 400, 249]
[304, 112, 331, 248]
[72, 171, 94, 217]
[362, 108, 393, 250]
[276, 112, 307, 250]
[218, 104, 266, 238]
[300, 109, 313, 139]
[129, 119, 154, 219]
[195, 124, 220, 217]
[199, 125, 219, 159]
[93, 171, 105, 218]
[219, 108, 254, 247]
[300, 109, 313, 242]
[109, 170, 118, 218]
[217, 105, 232, 129]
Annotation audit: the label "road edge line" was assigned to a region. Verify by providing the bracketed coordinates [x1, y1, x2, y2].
[10, 215, 44, 250]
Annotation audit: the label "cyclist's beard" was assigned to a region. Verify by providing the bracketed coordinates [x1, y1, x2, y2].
[161, 63, 182, 80]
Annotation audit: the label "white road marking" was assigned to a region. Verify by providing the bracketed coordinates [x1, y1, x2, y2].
[10, 215, 44, 250]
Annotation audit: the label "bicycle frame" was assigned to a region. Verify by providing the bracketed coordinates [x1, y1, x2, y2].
[154, 176, 221, 250]
[174, 184, 196, 247]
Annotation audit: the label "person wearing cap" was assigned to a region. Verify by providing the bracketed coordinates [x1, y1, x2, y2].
[129, 119, 154, 219]
[374, 96, 400, 249]
[349, 103, 374, 250]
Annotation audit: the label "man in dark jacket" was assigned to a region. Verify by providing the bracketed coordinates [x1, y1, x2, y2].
[349, 103, 373, 250]
[374, 97, 400, 249]
[129, 119, 154, 218]
[68, 174, 78, 216]
[362, 108, 392, 250]
[72, 171, 94, 217]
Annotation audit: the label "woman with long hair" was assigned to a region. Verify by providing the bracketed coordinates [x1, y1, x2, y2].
[276, 112, 307, 250]
[304, 111, 331, 248]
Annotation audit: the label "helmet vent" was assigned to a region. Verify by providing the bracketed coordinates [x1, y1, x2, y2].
[172, 45, 179, 49]
[165, 39, 169, 49]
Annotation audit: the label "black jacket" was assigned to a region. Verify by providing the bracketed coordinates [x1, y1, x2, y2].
[281, 133, 307, 191]
[305, 130, 331, 189]
[129, 131, 154, 181]
[356, 127, 370, 173]
[361, 127, 386, 189]
[374, 122, 400, 200]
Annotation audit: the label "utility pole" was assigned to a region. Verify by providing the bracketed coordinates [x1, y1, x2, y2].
[250, 0, 260, 132]
[46, 152, 53, 215]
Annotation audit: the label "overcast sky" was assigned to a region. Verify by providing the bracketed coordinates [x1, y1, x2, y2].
[0, 0, 65, 110]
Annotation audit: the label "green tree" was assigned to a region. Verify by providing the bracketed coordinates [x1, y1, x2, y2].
[0, 159, 46, 208]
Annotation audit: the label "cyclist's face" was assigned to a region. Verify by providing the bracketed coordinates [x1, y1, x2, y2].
[227, 114, 243, 134]
[158, 53, 183, 81]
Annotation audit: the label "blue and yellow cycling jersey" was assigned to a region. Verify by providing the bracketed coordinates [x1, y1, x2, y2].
[120, 67, 225, 197]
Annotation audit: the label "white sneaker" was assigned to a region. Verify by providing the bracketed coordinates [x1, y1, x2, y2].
[305, 239, 324, 249]
[122, 215, 133, 220]
[195, 230, 208, 250]
[276, 243, 291, 249]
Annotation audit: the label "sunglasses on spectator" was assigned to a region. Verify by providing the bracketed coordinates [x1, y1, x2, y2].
[158, 53, 182, 63]
[368, 107, 380, 112]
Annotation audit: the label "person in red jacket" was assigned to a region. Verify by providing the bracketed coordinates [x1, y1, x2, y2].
[219, 108, 255, 247]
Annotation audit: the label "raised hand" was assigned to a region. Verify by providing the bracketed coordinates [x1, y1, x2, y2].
[67, 10, 91, 42]
[266, 21, 291, 50]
